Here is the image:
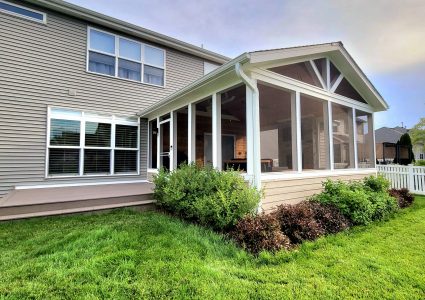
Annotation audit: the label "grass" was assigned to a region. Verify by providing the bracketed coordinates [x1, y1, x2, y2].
[0, 197, 424, 299]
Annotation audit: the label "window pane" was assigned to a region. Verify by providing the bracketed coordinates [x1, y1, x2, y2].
[89, 29, 115, 54]
[50, 119, 80, 146]
[356, 110, 374, 168]
[118, 58, 141, 81]
[301, 95, 329, 170]
[144, 65, 164, 86]
[259, 84, 294, 172]
[119, 38, 141, 61]
[51, 108, 81, 118]
[85, 122, 111, 147]
[332, 103, 354, 169]
[88, 51, 115, 76]
[48, 149, 79, 175]
[115, 125, 138, 148]
[114, 150, 137, 173]
[84, 149, 110, 174]
[145, 45, 164, 67]
[0, 2, 44, 21]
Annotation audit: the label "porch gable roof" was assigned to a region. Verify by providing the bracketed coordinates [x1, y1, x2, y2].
[139, 42, 389, 118]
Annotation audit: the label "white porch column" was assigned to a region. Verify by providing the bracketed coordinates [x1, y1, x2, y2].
[370, 113, 376, 168]
[326, 101, 334, 170]
[212, 93, 222, 170]
[171, 111, 178, 170]
[156, 117, 161, 168]
[188, 103, 196, 163]
[352, 108, 359, 169]
[293, 91, 302, 172]
[245, 82, 262, 190]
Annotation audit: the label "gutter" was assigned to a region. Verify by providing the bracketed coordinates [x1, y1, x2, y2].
[234, 63, 262, 212]
[25, 0, 230, 64]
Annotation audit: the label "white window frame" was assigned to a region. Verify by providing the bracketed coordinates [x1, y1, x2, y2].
[86, 26, 166, 87]
[46, 107, 140, 178]
[0, 0, 46, 24]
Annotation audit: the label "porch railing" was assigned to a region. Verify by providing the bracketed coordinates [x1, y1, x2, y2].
[377, 165, 425, 195]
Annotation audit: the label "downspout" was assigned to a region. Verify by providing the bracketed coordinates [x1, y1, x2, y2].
[235, 62, 263, 213]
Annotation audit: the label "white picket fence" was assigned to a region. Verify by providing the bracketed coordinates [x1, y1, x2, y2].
[377, 165, 425, 195]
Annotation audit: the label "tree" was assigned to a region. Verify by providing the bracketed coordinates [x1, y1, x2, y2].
[410, 118, 425, 152]
[394, 133, 414, 165]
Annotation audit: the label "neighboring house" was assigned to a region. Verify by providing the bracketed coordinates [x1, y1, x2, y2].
[375, 126, 423, 163]
[0, 0, 388, 219]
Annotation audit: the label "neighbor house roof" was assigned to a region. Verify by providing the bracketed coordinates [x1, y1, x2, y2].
[24, 0, 230, 64]
[140, 42, 389, 117]
[375, 126, 409, 144]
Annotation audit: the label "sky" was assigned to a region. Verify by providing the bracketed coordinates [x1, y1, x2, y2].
[68, 0, 425, 129]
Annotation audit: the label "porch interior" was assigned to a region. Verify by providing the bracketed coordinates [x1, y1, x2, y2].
[0, 182, 155, 221]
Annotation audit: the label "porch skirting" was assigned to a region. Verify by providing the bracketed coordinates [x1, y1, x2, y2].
[261, 169, 377, 212]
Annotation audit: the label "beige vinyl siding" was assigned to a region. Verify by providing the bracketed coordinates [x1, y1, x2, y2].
[0, 0, 205, 196]
[262, 170, 377, 212]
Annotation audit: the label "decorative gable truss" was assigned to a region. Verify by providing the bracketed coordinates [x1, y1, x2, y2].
[267, 58, 367, 104]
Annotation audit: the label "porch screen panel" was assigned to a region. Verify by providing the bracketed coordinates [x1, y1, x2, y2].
[176, 107, 189, 166]
[332, 103, 354, 169]
[221, 85, 247, 171]
[195, 98, 212, 166]
[300, 94, 330, 170]
[356, 110, 375, 168]
[258, 84, 294, 172]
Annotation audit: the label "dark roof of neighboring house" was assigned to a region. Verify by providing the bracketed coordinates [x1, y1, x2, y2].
[375, 126, 409, 144]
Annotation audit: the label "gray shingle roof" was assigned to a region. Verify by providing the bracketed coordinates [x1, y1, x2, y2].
[375, 127, 409, 144]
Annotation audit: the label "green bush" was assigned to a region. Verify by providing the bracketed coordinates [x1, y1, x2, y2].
[310, 176, 398, 225]
[363, 175, 390, 193]
[153, 163, 261, 231]
[414, 160, 425, 166]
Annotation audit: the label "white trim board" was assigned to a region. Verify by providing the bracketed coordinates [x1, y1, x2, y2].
[15, 180, 149, 190]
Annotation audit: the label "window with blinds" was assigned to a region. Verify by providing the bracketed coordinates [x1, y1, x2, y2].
[47, 108, 139, 176]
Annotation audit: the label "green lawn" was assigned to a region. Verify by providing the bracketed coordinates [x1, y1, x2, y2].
[1, 197, 425, 299]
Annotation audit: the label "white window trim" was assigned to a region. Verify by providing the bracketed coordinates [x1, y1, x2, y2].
[86, 26, 166, 87]
[0, 0, 46, 24]
[45, 107, 140, 178]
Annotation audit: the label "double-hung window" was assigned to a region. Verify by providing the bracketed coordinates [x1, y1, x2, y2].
[87, 28, 165, 86]
[47, 108, 139, 177]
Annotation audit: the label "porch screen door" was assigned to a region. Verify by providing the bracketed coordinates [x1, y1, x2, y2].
[159, 119, 171, 170]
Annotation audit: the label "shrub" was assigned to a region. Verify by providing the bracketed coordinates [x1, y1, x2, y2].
[311, 180, 375, 225]
[231, 214, 291, 254]
[153, 163, 261, 231]
[272, 202, 325, 244]
[308, 202, 350, 234]
[389, 188, 415, 208]
[310, 177, 398, 225]
[370, 192, 398, 220]
[414, 160, 425, 166]
[363, 175, 390, 193]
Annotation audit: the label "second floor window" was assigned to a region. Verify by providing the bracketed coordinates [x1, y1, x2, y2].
[88, 28, 165, 87]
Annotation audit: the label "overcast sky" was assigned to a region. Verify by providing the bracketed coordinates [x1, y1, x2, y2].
[69, 0, 425, 129]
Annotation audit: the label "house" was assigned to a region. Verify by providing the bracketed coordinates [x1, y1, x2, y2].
[375, 126, 419, 164]
[0, 0, 388, 220]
